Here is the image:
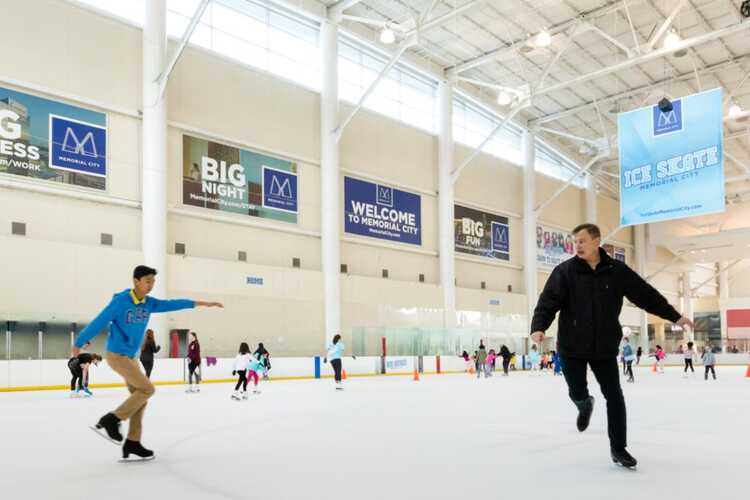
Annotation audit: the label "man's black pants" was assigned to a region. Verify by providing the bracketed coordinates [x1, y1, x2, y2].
[561, 356, 627, 452]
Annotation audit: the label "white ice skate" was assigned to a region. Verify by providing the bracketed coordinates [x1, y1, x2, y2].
[252, 388, 261, 395]
[242, 391, 249, 399]
[231, 391, 241, 400]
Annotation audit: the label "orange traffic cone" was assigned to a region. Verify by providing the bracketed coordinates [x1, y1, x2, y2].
[745, 365, 750, 378]
[652, 362, 657, 373]
[413, 368, 420, 382]
[342, 369, 347, 380]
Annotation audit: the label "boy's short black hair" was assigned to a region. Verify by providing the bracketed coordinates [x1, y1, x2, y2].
[133, 265, 158, 280]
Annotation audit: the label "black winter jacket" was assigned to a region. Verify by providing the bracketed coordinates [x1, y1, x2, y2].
[530, 248, 680, 360]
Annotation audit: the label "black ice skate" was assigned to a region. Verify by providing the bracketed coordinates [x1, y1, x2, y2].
[611, 448, 638, 469]
[575, 396, 594, 432]
[90, 412, 123, 444]
[120, 439, 155, 462]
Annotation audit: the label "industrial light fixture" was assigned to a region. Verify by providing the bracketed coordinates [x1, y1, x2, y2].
[535, 29, 552, 48]
[380, 25, 396, 45]
[496, 90, 512, 106]
[662, 29, 681, 51]
[728, 102, 744, 119]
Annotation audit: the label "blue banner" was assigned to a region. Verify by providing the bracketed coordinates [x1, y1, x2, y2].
[50, 115, 107, 177]
[344, 176, 421, 245]
[618, 88, 724, 225]
[262, 166, 298, 213]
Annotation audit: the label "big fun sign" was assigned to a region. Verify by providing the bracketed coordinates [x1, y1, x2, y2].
[454, 204, 510, 261]
[618, 88, 724, 225]
[344, 176, 421, 245]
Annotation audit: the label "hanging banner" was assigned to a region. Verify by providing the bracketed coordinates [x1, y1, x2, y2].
[344, 176, 421, 245]
[618, 88, 724, 225]
[0, 86, 107, 190]
[182, 134, 298, 223]
[454, 205, 509, 261]
[536, 224, 574, 269]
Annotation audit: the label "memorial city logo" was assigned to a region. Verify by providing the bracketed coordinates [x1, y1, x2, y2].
[652, 99, 683, 136]
[376, 184, 393, 207]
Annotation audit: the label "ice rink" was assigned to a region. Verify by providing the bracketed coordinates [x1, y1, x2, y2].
[1, 366, 746, 500]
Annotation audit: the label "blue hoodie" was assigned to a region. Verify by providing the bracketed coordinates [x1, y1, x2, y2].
[327, 341, 345, 361]
[75, 289, 194, 358]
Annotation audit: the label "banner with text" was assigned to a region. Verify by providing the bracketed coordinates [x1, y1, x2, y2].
[0, 86, 107, 190]
[344, 176, 421, 245]
[182, 134, 298, 223]
[536, 224, 574, 269]
[454, 205, 510, 261]
[618, 88, 724, 225]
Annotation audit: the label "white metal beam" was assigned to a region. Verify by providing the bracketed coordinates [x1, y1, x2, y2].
[335, 36, 416, 142]
[450, 99, 529, 182]
[533, 22, 750, 100]
[726, 152, 750, 174]
[532, 53, 750, 125]
[340, 15, 406, 31]
[328, 0, 366, 20]
[646, 0, 688, 51]
[535, 154, 605, 214]
[405, 0, 485, 38]
[537, 126, 603, 147]
[156, 0, 210, 99]
[447, 0, 630, 75]
[691, 260, 741, 294]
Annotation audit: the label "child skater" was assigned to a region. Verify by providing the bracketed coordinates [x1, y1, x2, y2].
[231, 342, 252, 400]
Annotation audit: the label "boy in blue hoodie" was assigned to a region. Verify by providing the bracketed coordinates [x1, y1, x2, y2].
[73, 265, 223, 460]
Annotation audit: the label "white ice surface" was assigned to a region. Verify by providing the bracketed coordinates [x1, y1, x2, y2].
[0, 366, 746, 500]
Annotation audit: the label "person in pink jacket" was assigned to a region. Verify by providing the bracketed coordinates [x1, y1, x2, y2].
[485, 350, 497, 377]
[654, 345, 666, 374]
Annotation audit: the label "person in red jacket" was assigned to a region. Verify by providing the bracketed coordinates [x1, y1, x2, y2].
[186, 332, 202, 393]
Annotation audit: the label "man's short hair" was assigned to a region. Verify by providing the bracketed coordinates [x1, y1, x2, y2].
[572, 223, 601, 239]
[133, 265, 158, 280]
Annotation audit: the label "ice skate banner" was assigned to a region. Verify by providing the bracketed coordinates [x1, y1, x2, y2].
[344, 176, 421, 245]
[536, 224, 574, 269]
[0, 85, 107, 190]
[182, 134, 298, 223]
[618, 88, 724, 225]
[454, 204, 510, 261]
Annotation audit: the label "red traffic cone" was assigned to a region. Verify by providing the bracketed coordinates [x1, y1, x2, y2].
[745, 365, 750, 378]
[652, 362, 657, 373]
[342, 369, 347, 380]
[413, 368, 420, 382]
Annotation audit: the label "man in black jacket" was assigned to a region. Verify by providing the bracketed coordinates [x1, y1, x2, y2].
[530, 223, 693, 468]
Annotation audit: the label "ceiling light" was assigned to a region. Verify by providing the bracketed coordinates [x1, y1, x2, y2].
[728, 102, 743, 119]
[496, 91, 512, 106]
[535, 29, 552, 48]
[663, 30, 681, 51]
[380, 26, 395, 45]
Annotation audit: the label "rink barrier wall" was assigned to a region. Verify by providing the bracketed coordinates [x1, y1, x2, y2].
[0, 354, 747, 392]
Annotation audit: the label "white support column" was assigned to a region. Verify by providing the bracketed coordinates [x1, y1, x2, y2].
[523, 130, 537, 331]
[585, 174, 597, 224]
[635, 224, 649, 352]
[438, 80, 456, 330]
[321, 20, 341, 347]
[682, 271, 694, 342]
[719, 261, 729, 344]
[143, 0, 169, 350]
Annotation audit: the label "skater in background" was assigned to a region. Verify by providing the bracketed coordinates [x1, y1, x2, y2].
[485, 349, 496, 377]
[475, 341, 488, 379]
[246, 353, 265, 394]
[139, 329, 160, 379]
[654, 345, 666, 373]
[683, 341, 696, 377]
[552, 350, 563, 376]
[186, 332, 202, 393]
[510, 353, 517, 371]
[73, 265, 222, 461]
[254, 343, 271, 379]
[621, 338, 635, 383]
[528, 344, 541, 375]
[636, 346, 642, 365]
[231, 342, 252, 400]
[461, 350, 472, 372]
[531, 223, 693, 468]
[324, 334, 356, 390]
[499, 345, 513, 376]
[702, 345, 717, 380]
[68, 352, 102, 397]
